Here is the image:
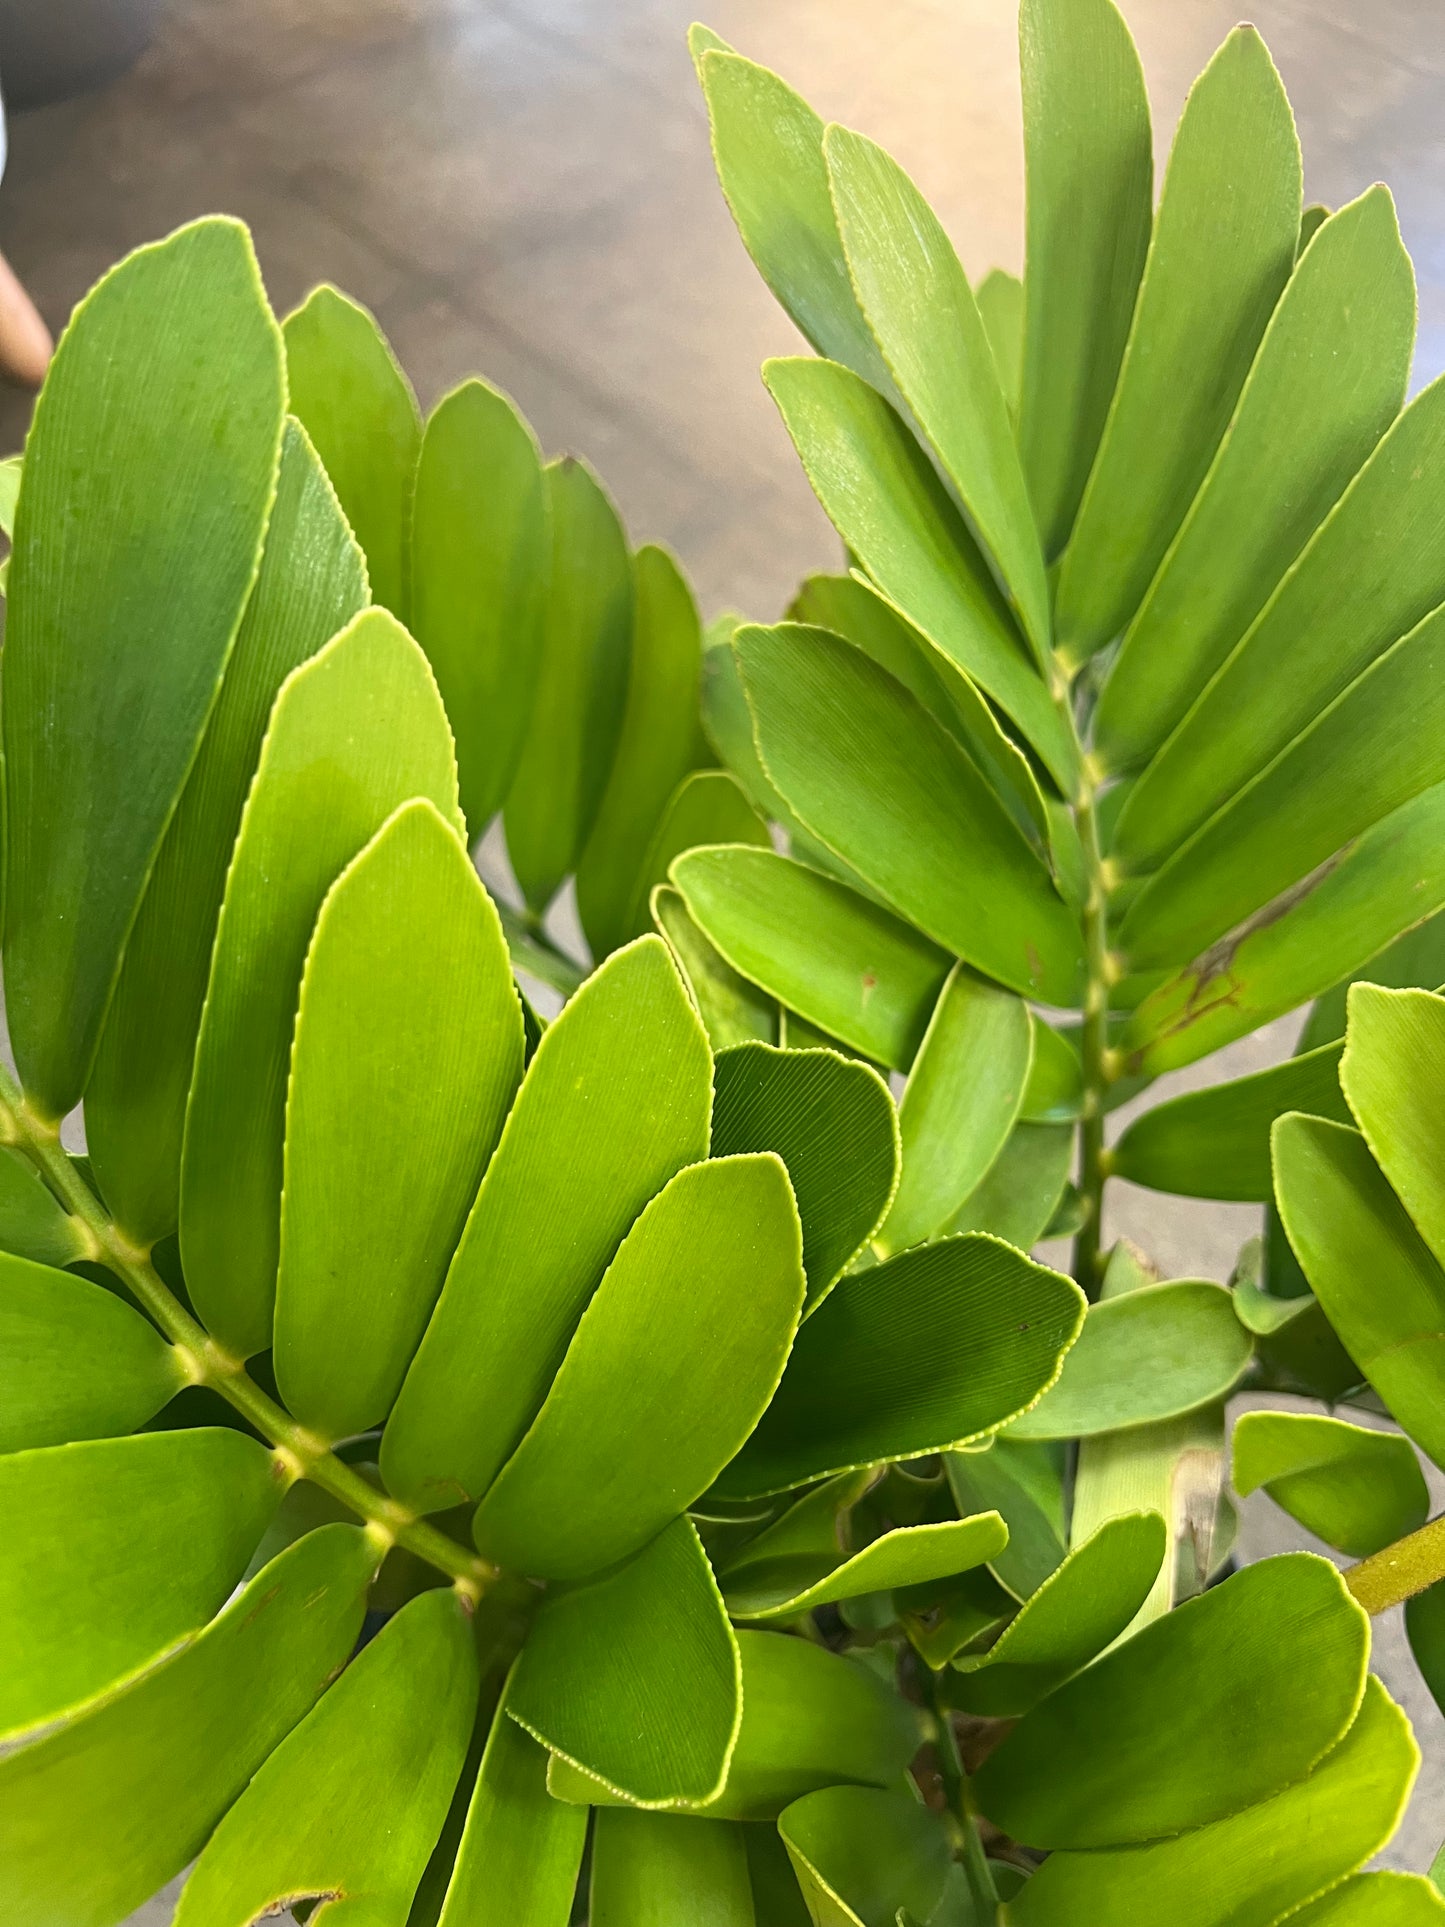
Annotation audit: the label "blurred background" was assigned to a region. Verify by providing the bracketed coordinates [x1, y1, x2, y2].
[2, 2, 1440, 1914]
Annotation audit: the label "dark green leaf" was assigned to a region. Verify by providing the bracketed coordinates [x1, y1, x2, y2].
[435, 1703, 587, 1927]
[625, 771, 769, 945]
[1298, 908, 1445, 1053]
[591, 1811, 754, 1927]
[943, 1121, 1073, 1251]
[652, 881, 778, 1050]
[0, 1146, 87, 1266]
[779, 1786, 955, 1927]
[946, 1438, 1067, 1600]
[724, 1514, 1007, 1621]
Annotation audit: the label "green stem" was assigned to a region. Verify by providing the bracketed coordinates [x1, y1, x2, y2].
[497, 903, 585, 999]
[932, 1695, 998, 1921]
[0, 1067, 495, 1599]
[1344, 1513, 1445, 1615]
[1072, 771, 1113, 1296]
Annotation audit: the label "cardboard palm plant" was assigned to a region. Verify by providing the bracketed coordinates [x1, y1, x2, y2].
[4, 5, 1445, 1927]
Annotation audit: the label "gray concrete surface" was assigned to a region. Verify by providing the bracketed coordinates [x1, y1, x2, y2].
[0, 0, 1438, 1916]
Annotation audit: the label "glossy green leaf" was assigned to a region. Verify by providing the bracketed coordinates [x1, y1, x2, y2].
[179, 607, 461, 1356]
[1299, 908, 1445, 1053]
[410, 377, 549, 835]
[878, 967, 1031, 1256]
[592, 1811, 754, 1927]
[175, 1586, 475, 1927]
[282, 283, 420, 615]
[949, 1512, 1166, 1716]
[1020, 1017, 1083, 1123]
[1111, 1039, 1350, 1200]
[1407, 1579, 1445, 1722]
[0, 1145, 87, 1265]
[4, 218, 284, 1118]
[508, 1517, 740, 1806]
[946, 1438, 1067, 1601]
[693, 43, 890, 391]
[505, 457, 633, 911]
[1099, 185, 1414, 772]
[1053, 27, 1301, 659]
[1008, 1676, 1416, 1927]
[472, 1154, 803, 1579]
[0, 1522, 376, 1926]
[627, 771, 769, 943]
[725, 1514, 1007, 1621]
[1120, 602, 1445, 972]
[762, 356, 1077, 790]
[1273, 1113, 1445, 1467]
[85, 419, 369, 1243]
[975, 269, 1023, 416]
[673, 847, 951, 1071]
[0, 1428, 282, 1741]
[1110, 374, 1445, 873]
[382, 935, 710, 1512]
[0, 451, 21, 531]
[1121, 782, 1445, 1075]
[1341, 984, 1445, 1268]
[717, 1236, 1085, 1499]
[737, 624, 1083, 1003]
[700, 619, 797, 828]
[975, 1553, 1367, 1849]
[780, 1787, 954, 1927]
[944, 1121, 1073, 1251]
[1287, 1876, 1445, 1927]
[274, 799, 524, 1437]
[437, 1702, 587, 1927]
[1232, 1410, 1427, 1557]
[578, 546, 709, 956]
[653, 881, 778, 1049]
[827, 125, 1050, 660]
[1017, 0, 1152, 556]
[1006, 1280, 1251, 1438]
[711, 1042, 898, 1308]
[0, 1252, 186, 1451]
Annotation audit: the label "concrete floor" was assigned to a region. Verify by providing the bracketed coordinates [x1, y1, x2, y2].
[2, 0, 1441, 1916]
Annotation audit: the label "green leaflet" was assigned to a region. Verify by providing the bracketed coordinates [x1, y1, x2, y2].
[878, 966, 1032, 1255]
[548, 1629, 922, 1821]
[0, 1429, 282, 1742]
[1111, 374, 1445, 874]
[410, 377, 549, 836]
[472, 1155, 803, 1579]
[578, 545, 709, 956]
[672, 847, 951, 1070]
[1273, 1114, 1445, 1467]
[86, 418, 368, 1243]
[4, 218, 284, 1118]
[1005, 1280, 1252, 1438]
[0, 451, 21, 530]
[1232, 1411, 1428, 1558]
[273, 800, 524, 1439]
[627, 771, 770, 943]
[1408, 1582, 1445, 1720]
[1287, 1876, 1445, 1926]
[1053, 27, 1301, 660]
[282, 284, 420, 616]
[974, 1554, 1368, 1849]
[382, 936, 711, 1513]
[693, 43, 891, 392]
[0, 1253, 186, 1452]
[944, 1120, 1073, 1251]
[711, 1042, 898, 1309]
[762, 357, 1077, 790]
[946, 1438, 1067, 1601]
[716, 1236, 1085, 1499]
[592, 1811, 754, 1927]
[897, 1564, 1016, 1671]
[1097, 186, 1414, 772]
[826, 125, 1051, 661]
[975, 269, 1023, 416]
[652, 882, 778, 1050]
[504, 457, 633, 911]
[1121, 781, 1445, 1075]
[723, 1514, 1007, 1621]
[1119, 601, 1445, 971]
[1111, 1039, 1350, 1200]
[1007, 1677, 1417, 1927]
[0, 1523, 376, 1927]
[179, 607, 461, 1357]
[1021, 1017, 1083, 1122]
[1017, 0, 1152, 557]
[0, 1146, 87, 1266]
[1341, 985, 1445, 1269]
[949, 1513, 1167, 1717]
[174, 1587, 476, 1927]
[1299, 908, 1445, 1052]
[736, 624, 1084, 1003]
[507, 1518, 740, 1807]
[779, 1786, 955, 1927]
[437, 1704, 587, 1927]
